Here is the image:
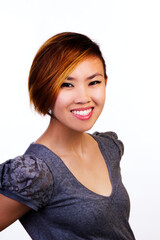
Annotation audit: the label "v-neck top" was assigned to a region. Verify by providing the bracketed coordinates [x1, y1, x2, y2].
[0, 132, 135, 240]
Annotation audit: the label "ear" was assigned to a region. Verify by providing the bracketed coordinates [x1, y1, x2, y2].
[105, 76, 108, 85]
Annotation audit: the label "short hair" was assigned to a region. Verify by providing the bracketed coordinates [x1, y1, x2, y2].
[28, 32, 107, 115]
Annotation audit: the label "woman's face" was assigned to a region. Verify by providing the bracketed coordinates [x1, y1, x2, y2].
[52, 56, 107, 132]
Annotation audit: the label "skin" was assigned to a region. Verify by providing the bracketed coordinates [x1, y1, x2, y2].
[52, 56, 106, 133]
[0, 194, 30, 231]
[0, 56, 112, 232]
[36, 56, 112, 196]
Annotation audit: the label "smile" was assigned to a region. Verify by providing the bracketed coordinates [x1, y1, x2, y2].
[72, 108, 92, 116]
[71, 107, 94, 120]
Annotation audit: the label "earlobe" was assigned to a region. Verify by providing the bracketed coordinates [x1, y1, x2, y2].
[48, 109, 55, 118]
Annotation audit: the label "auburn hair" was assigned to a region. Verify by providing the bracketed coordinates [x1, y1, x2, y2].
[28, 32, 107, 115]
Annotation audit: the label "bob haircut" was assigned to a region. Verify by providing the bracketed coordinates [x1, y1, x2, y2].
[28, 32, 107, 115]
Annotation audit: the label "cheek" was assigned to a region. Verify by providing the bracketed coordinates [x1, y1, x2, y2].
[93, 88, 106, 104]
[53, 95, 64, 113]
[53, 91, 71, 112]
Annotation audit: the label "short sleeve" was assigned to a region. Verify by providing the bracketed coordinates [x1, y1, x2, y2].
[0, 155, 54, 211]
[93, 131, 124, 158]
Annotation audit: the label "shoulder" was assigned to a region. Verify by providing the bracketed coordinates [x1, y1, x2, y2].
[0, 154, 53, 210]
[0, 154, 53, 183]
[92, 131, 124, 158]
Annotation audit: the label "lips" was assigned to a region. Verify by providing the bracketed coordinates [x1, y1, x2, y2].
[71, 107, 94, 120]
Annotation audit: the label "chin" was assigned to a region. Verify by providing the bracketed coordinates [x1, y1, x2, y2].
[72, 123, 95, 133]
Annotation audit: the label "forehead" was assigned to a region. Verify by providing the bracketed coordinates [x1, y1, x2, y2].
[68, 56, 104, 78]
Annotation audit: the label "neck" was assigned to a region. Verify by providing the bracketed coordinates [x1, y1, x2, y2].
[36, 117, 89, 156]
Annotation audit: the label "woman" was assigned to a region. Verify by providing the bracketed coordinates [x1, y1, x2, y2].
[0, 32, 135, 239]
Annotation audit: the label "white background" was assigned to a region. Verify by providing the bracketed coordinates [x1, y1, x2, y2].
[0, 0, 160, 239]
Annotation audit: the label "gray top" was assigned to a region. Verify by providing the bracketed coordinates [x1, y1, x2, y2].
[0, 132, 135, 240]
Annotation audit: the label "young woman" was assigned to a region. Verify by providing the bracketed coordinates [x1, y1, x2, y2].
[0, 32, 135, 239]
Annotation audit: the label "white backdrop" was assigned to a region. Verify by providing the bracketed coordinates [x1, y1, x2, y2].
[0, 0, 160, 239]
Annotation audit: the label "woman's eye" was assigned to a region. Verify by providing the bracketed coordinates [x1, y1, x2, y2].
[89, 80, 101, 86]
[61, 82, 73, 88]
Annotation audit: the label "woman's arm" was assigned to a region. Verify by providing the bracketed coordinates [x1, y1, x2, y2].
[0, 194, 31, 231]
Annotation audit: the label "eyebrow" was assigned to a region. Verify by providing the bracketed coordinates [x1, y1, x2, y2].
[66, 73, 104, 80]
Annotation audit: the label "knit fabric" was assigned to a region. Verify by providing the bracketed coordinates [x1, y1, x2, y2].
[0, 132, 135, 240]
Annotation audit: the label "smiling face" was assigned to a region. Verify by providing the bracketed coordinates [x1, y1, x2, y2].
[51, 56, 107, 133]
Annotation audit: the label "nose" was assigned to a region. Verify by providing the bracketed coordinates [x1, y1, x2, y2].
[74, 85, 91, 104]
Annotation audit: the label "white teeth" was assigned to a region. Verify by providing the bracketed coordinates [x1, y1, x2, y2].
[72, 108, 92, 116]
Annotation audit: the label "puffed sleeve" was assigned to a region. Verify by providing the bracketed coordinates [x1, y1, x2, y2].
[0, 155, 54, 211]
[93, 131, 124, 158]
